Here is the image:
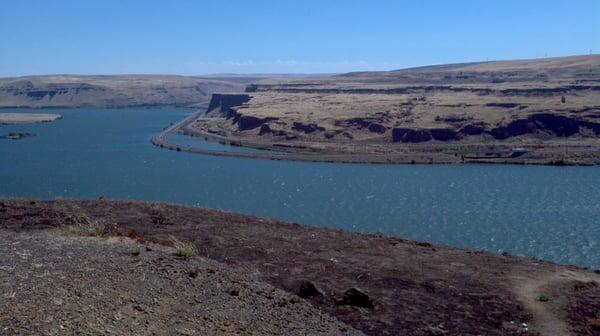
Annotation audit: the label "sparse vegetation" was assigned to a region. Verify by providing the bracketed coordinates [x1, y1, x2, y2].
[588, 317, 600, 330]
[538, 294, 551, 302]
[172, 238, 195, 259]
[60, 215, 107, 236]
[130, 244, 141, 256]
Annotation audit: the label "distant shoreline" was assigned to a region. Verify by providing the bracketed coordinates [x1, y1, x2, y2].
[0, 113, 62, 124]
[0, 104, 201, 110]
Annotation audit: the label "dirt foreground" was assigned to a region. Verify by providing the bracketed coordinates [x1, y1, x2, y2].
[1, 199, 600, 335]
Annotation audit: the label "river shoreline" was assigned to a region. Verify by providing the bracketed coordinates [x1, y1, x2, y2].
[0, 112, 62, 124]
[152, 110, 600, 166]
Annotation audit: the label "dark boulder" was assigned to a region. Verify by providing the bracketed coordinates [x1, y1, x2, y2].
[296, 280, 324, 299]
[337, 288, 374, 309]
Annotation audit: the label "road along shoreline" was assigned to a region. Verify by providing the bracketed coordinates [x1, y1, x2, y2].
[151, 111, 600, 166]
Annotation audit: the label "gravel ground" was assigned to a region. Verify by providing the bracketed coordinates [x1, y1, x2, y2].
[0, 230, 362, 335]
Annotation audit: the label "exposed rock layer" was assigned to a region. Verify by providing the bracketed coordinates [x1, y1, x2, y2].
[0, 75, 245, 108]
[195, 55, 600, 148]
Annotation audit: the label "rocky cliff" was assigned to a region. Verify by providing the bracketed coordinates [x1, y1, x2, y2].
[0, 75, 245, 108]
[205, 93, 251, 118]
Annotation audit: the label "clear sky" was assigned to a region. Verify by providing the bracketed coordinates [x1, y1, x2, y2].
[1, 0, 598, 76]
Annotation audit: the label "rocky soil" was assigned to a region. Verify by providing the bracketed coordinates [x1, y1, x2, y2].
[2, 199, 600, 335]
[0, 230, 360, 335]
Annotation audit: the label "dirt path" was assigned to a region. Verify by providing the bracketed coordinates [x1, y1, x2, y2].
[511, 269, 600, 335]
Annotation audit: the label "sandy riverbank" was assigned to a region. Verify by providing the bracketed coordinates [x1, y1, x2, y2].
[0, 113, 62, 124]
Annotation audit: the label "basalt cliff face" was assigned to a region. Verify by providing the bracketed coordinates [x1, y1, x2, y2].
[0, 75, 245, 108]
[192, 55, 600, 147]
[179, 55, 600, 164]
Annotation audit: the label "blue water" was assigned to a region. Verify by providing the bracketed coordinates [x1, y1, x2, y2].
[1, 108, 599, 268]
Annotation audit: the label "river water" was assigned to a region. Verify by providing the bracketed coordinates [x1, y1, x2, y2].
[1, 108, 599, 268]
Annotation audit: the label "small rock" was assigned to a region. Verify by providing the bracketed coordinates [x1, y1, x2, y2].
[424, 325, 447, 335]
[337, 288, 373, 309]
[296, 280, 324, 299]
[133, 304, 145, 312]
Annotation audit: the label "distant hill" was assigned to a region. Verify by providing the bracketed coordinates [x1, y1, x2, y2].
[336, 54, 600, 84]
[0, 75, 246, 109]
[0, 74, 338, 109]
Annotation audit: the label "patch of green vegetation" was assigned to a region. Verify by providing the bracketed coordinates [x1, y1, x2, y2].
[130, 244, 141, 257]
[537, 294, 551, 302]
[173, 239, 195, 259]
[60, 215, 107, 236]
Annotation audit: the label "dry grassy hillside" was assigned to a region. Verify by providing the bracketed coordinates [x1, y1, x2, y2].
[185, 55, 600, 164]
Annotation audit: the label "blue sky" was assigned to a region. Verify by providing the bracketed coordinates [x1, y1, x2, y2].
[1, 0, 598, 76]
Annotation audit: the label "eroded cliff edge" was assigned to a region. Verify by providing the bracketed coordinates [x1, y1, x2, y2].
[174, 56, 600, 164]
